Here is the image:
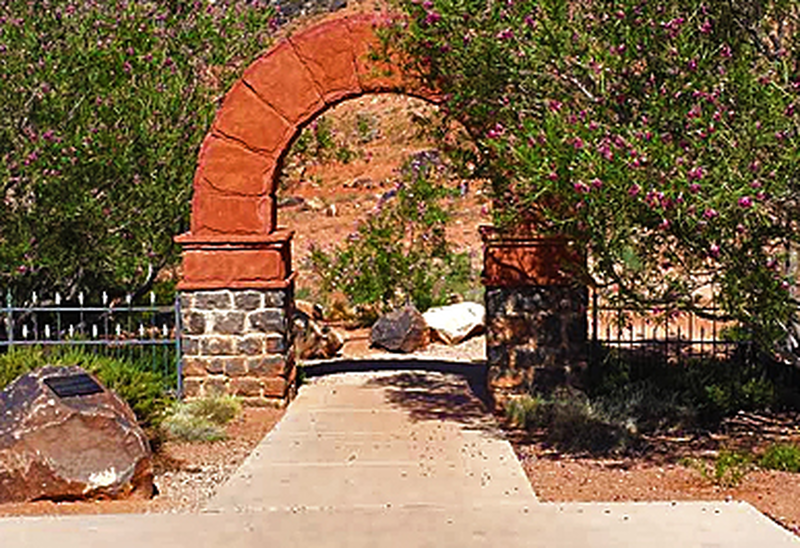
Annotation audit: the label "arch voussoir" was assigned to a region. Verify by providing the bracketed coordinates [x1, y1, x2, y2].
[288, 17, 361, 105]
[243, 40, 324, 126]
[213, 81, 294, 155]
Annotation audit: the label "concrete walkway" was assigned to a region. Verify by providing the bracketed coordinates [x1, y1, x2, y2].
[0, 367, 798, 547]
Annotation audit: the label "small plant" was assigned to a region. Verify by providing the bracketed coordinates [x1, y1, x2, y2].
[160, 393, 242, 442]
[0, 346, 172, 427]
[505, 394, 542, 429]
[759, 443, 800, 473]
[355, 112, 379, 143]
[684, 449, 753, 488]
[308, 153, 475, 314]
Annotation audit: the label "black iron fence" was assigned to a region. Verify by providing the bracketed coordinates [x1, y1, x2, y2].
[588, 290, 745, 364]
[1, 291, 182, 394]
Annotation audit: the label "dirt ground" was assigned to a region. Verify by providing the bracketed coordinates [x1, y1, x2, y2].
[0, 407, 284, 517]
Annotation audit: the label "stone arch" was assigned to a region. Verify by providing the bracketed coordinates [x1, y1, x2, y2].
[176, 11, 587, 406]
[177, 12, 441, 292]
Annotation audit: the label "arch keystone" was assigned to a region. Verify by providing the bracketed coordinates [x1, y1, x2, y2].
[243, 40, 324, 126]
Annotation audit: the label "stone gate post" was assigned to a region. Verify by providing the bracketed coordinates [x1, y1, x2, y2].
[481, 227, 588, 410]
[175, 231, 296, 406]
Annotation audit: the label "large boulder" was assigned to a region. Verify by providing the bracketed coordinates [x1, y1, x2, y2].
[370, 306, 429, 353]
[423, 302, 485, 345]
[0, 365, 153, 503]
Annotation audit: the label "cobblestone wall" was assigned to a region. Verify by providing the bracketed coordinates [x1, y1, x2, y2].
[485, 285, 588, 406]
[180, 287, 295, 406]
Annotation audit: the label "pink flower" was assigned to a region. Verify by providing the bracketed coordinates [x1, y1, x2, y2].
[425, 11, 441, 24]
[738, 196, 753, 208]
[709, 243, 720, 258]
[703, 208, 718, 220]
[573, 182, 590, 194]
[497, 28, 514, 40]
[548, 100, 562, 112]
[689, 183, 701, 194]
[687, 166, 705, 181]
[628, 184, 641, 197]
[590, 178, 603, 190]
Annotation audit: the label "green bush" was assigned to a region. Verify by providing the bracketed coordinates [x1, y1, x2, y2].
[309, 152, 475, 314]
[505, 390, 634, 455]
[0, 1, 276, 300]
[389, 0, 800, 351]
[759, 443, 800, 473]
[0, 346, 172, 427]
[160, 393, 242, 442]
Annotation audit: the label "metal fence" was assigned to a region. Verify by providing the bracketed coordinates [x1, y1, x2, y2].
[1, 291, 182, 394]
[588, 290, 745, 364]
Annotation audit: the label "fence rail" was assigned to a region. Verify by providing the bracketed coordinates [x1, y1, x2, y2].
[588, 290, 746, 363]
[1, 291, 182, 394]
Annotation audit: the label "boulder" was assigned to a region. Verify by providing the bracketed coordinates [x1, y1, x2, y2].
[293, 309, 345, 359]
[0, 366, 153, 503]
[423, 302, 485, 345]
[370, 306, 429, 353]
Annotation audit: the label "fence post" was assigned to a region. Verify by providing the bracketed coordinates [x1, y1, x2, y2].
[5, 291, 13, 345]
[175, 294, 183, 399]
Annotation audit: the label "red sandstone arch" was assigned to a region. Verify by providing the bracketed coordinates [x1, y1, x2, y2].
[176, 12, 441, 290]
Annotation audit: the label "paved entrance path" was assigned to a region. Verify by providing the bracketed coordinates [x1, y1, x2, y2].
[1, 367, 798, 547]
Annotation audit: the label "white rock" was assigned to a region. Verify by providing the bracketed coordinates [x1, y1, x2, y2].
[423, 302, 485, 345]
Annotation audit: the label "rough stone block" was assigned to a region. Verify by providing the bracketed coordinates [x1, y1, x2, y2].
[224, 358, 247, 377]
[264, 334, 285, 353]
[237, 336, 264, 356]
[263, 290, 285, 308]
[249, 309, 286, 333]
[203, 376, 228, 396]
[202, 337, 234, 356]
[183, 378, 202, 398]
[184, 312, 207, 335]
[182, 358, 206, 377]
[179, 294, 193, 310]
[234, 291, 263, 311]
[205, 358, 225, 375]
[247, 356, 285, 377]
[230, 378, 262, 397]
[182, 337, 200, 356]
[194, 291, 232, 310]
[214, 311, 245, 335]
[261, 376, 288, 398]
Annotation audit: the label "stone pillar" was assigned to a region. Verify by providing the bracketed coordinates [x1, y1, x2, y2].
[481, 227, 588, 408]
[175, 230, 296, 406]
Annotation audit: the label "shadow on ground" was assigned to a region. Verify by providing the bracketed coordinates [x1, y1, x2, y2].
[303, 359, 495, 430]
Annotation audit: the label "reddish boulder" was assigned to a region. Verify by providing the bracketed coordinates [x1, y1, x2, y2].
[0, 366, 153, 503]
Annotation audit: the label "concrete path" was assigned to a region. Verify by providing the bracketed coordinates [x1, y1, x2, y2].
[0, 367, 798, 547]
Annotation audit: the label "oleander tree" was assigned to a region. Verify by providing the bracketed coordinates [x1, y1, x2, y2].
[0, 0, 276, 301]
[387, 0, 800, 350]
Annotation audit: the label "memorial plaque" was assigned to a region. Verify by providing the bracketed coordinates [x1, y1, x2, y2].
[44, 373, 104, 398]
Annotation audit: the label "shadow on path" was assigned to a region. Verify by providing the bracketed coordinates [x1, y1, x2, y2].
[303, 359, 494, 429]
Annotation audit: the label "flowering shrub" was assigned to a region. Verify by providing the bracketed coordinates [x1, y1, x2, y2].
[309, 152, 474, 314]
[388, 0, 799, 348]
[0, 0, 275, 300]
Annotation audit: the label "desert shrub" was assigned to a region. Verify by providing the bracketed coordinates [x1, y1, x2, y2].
[389, 0, 800, 352]
[309, 152, 475, 315]
[584, 345, 800, 429]
[0, 346, 172, 427]
[759, 443, 800, 473]
[0, 0, 276, 301]
[160, 393, 242, 442]
[505, 390, 634, 454]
